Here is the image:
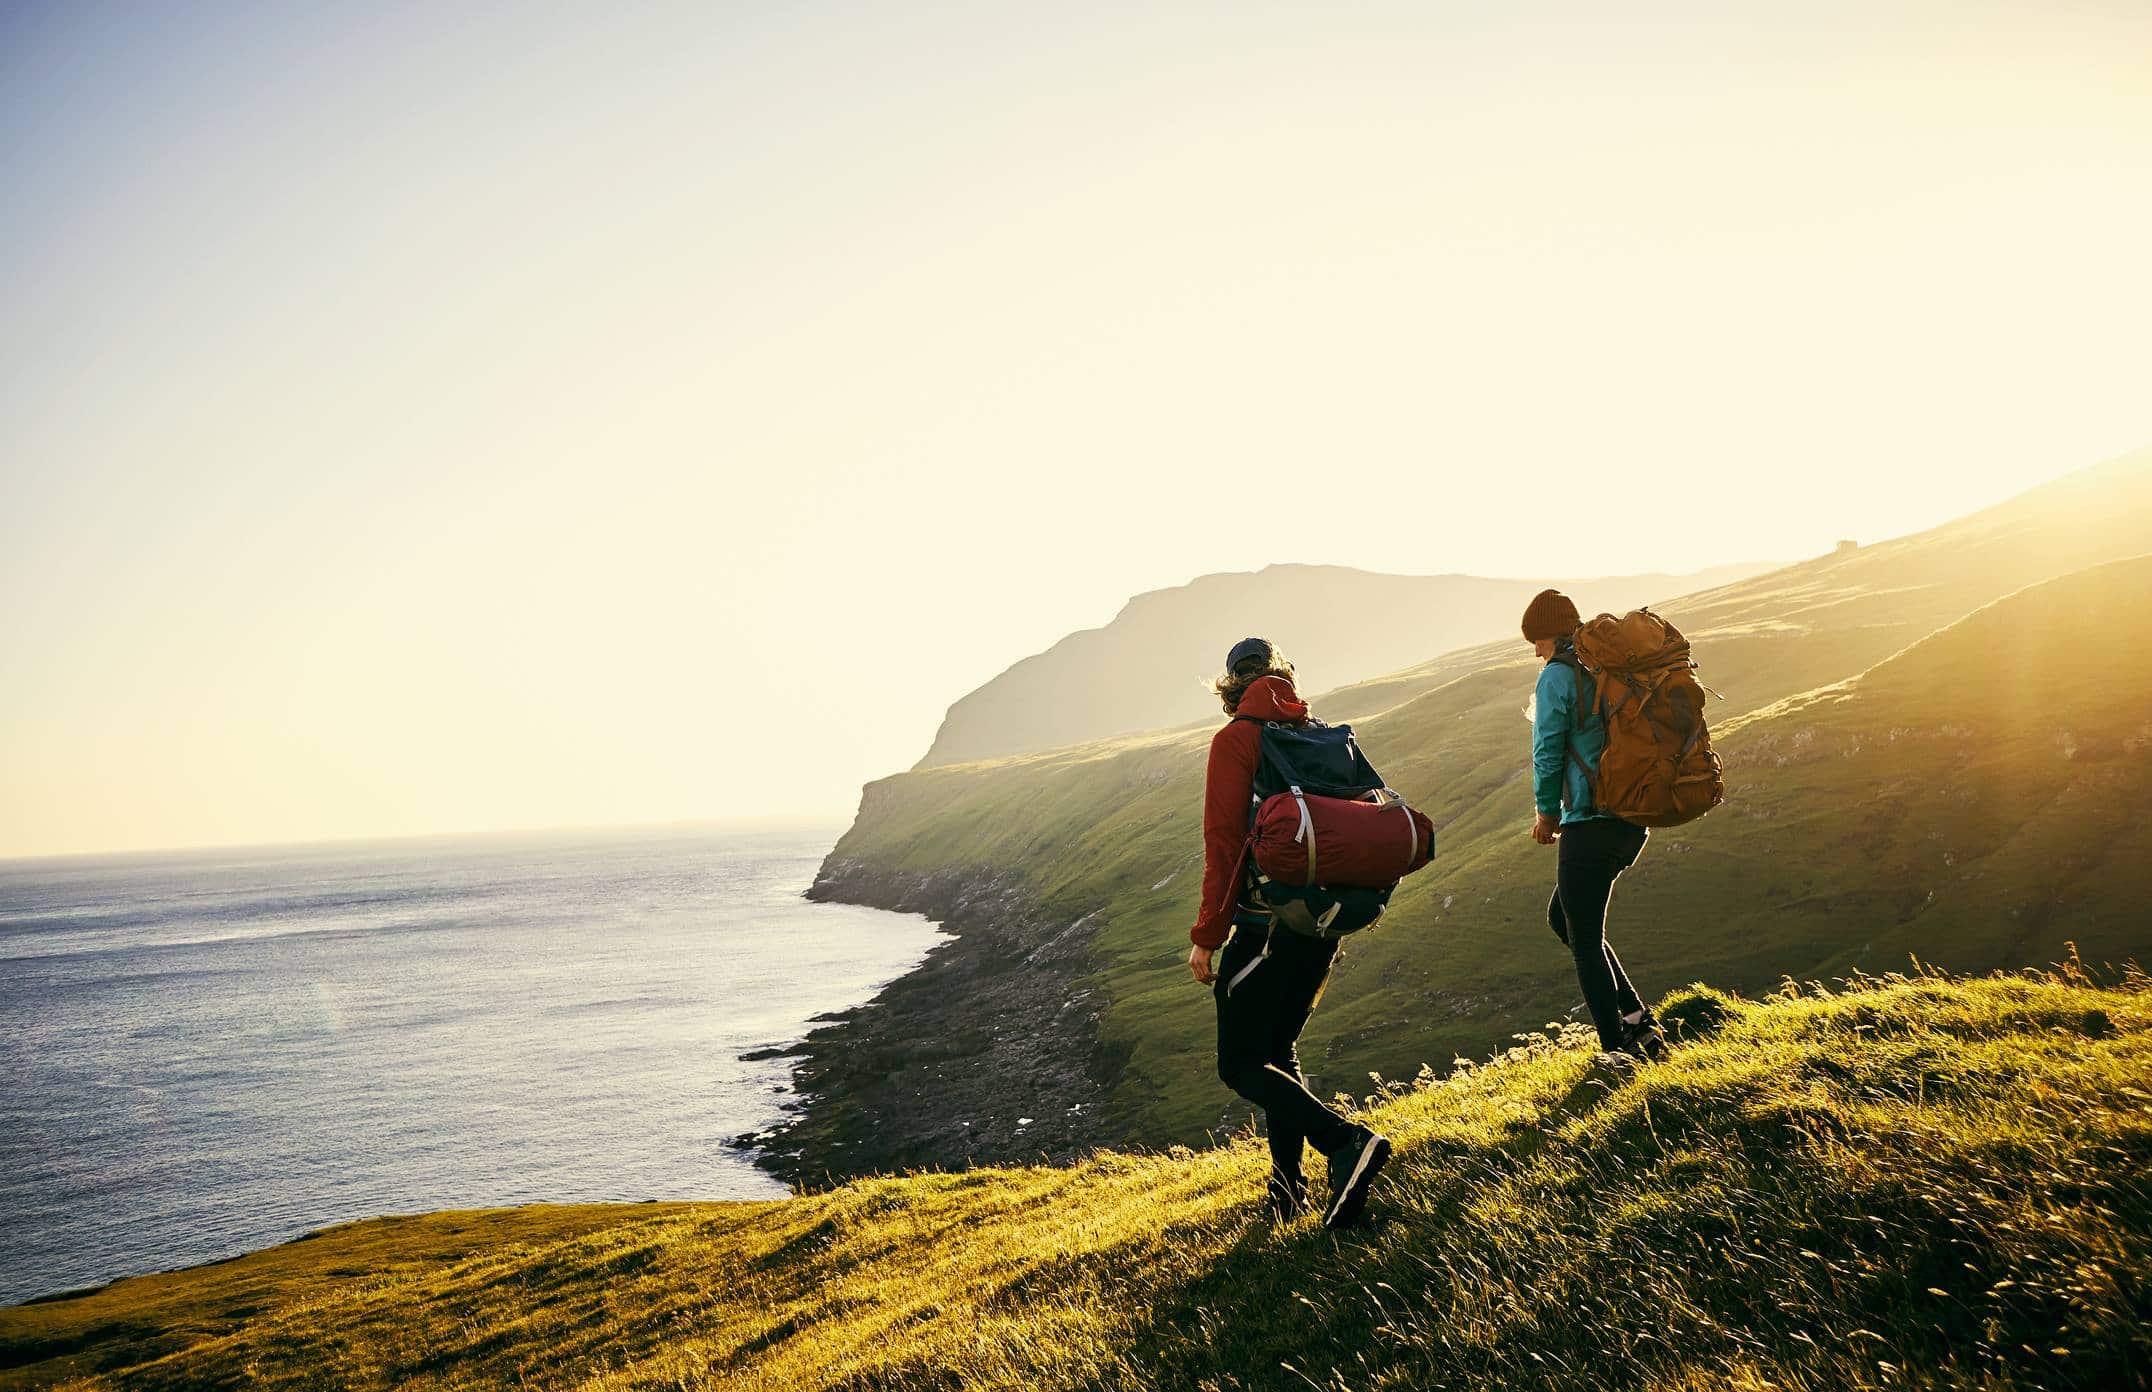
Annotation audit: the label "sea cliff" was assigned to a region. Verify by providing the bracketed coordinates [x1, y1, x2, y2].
[748, 858, 1120, 1186]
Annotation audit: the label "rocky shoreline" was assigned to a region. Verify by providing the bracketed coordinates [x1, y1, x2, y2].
[737, 858, 1119, 1189]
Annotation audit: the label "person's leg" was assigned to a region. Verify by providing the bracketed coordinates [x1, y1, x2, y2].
[1550, 861, 1636, 1030]
[1258, 934, 1387, 1227]
[1603, 940, 1645, 1018]
[1215, 927, 1271, 1098]
[1563, 860, 1645, 1021]
[1242, 1064, 1355, 1158]
[1555, 819, 1635, 1051]
[1214, 930, 1356, 1157]
[1262, 1067, 1307, 1200]
[1600, 823, 1651, 1023]
[1261, 936, 1340, 1194]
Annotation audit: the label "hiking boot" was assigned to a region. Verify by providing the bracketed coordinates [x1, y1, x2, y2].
[1264, 1168, 1307, 1221]
[1321, 1126, 1391, 1229]
[1617, 1019, 1668, 1061]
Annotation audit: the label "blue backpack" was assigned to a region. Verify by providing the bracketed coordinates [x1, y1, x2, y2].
[1236, 716, 1424, 939]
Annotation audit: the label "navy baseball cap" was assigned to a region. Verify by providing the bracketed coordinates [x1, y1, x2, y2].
[1225, 637, 1275, 676]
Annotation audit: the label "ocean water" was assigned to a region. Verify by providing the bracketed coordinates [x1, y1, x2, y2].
[0, 823, 943, 1306]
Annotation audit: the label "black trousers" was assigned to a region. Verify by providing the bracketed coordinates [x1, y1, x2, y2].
[1214, 922, 1355, 1178]
[1548, 816, 1651, 1050]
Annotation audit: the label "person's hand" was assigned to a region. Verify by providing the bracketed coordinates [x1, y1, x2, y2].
[1531, 812, 1559, 845]
[1189, 944, 1216, 984]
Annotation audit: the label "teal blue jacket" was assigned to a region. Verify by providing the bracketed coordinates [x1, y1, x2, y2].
[1532, 645, 1608, 824]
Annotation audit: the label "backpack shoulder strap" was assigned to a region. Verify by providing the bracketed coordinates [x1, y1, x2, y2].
[1548, 648, 1600, 710]
[1545, 652, 1599, 803]
[1232, 717, 1287, 814]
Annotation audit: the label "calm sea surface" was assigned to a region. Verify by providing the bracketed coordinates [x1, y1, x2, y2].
[0, 823, 943, 1305]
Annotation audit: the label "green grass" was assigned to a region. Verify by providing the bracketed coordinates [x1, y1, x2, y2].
[0, 1206, 697, 1391]
[9, 967, 2148, 1390]
[824, 450, 2152, 1148]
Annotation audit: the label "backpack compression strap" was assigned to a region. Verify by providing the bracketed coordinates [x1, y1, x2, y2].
[1289, 785, 1317, 886]
[1371, 786, 1422, 867]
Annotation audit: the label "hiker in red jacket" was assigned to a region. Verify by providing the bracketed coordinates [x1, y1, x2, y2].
[1188, 638, 1390, 1227]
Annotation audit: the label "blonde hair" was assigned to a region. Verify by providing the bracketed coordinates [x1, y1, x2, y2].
[1210, 650, 1297, 715]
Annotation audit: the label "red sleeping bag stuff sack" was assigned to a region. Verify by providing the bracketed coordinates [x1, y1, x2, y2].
[1250, 788, 1436, 888]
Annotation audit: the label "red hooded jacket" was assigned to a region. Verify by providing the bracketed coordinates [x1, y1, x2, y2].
[1189, 675, 1310, 949]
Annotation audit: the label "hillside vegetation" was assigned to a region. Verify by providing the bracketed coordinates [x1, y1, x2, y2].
[818, 449, 2152, 1153]
[7, 968, 2146, 1391]
[0, 1207, 690, 1392]
[919, 561, 1774, 767]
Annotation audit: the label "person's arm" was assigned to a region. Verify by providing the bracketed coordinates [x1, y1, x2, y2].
[1531, 663, 1570, 830]
[1190, 722, 1259, 951]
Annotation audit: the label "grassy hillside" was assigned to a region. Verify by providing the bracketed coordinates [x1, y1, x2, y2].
[0, 1206, 697, 1391]
[822, 449, 2152, 1149]
[9, 969, 2147, 1390]
[919, 560, 1775, 767]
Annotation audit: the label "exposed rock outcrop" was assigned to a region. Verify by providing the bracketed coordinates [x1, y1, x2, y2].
[746, 860, 1116, 1187]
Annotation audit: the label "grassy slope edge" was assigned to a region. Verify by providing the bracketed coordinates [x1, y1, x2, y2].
[6, 968, 2147, 1391]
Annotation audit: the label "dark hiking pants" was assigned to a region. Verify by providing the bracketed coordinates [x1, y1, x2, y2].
[1548, 816, 1651, 1051]
[1214, 923, 1356, 1182]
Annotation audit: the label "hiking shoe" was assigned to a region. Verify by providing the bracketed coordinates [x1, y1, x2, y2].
[1264, 1168, 1307, 1222]
[1617, 1019, 1668, 1062]
[1321, 1127, 1391, 1229]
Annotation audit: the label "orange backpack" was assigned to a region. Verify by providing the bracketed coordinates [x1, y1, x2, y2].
[1565, 609, 1724, 828]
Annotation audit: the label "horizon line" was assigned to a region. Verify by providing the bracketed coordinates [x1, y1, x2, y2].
[0, 811, 859, 869]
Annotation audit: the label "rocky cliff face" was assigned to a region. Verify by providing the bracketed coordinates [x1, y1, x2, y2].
[744, 859, 1120, 1187]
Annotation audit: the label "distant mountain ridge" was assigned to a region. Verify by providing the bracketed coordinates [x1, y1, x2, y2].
[917, 560, 1777, 767]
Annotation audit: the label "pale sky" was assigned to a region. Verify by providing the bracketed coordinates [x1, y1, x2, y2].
[4, 0, 2149, 858]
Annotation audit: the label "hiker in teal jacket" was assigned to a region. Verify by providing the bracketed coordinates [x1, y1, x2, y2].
[1532, 637, 1606, 826]
[1522, 589, 1666, 1061]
